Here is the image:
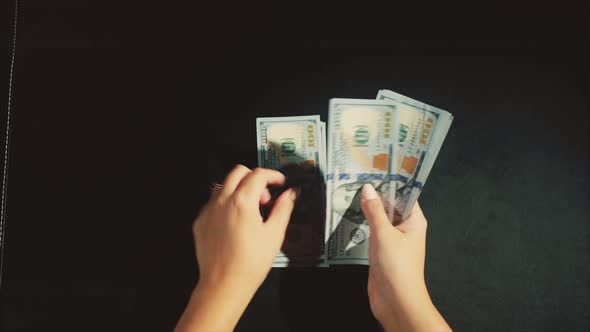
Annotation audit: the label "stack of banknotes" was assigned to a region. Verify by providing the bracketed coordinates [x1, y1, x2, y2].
[256, 89, 453, 267]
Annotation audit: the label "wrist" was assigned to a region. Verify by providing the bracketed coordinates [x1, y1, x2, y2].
[193, 276, 257, 316]
[382, 282, 451, 332]
[197, 274, 258, 299]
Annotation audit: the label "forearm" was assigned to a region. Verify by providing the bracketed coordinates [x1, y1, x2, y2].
[174, 279, 256, 332]
[380, 283, 451, 332]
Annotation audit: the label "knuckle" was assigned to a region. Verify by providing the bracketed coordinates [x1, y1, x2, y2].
[209, 198, 224, 211]
[413, 219, 427, 233]
[233, 164, 250, 172]
[369, 198, 382, 207]
[252, 167, 265, 176]
[231, 192, 250, 209]
[364, 199, 381, 215]
[230, 164, 250, 177]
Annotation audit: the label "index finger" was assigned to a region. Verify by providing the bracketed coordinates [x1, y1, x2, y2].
[395, 200, 427, 234]
[233, 168, 286, 203]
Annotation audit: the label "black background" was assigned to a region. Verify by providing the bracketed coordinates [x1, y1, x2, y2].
[1, 0, 588, 331]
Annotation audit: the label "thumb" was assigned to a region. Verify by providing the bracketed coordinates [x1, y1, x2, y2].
[265, 188, 297, 234]
[360, 184, 398, 234]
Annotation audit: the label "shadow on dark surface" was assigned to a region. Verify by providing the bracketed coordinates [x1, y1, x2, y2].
[277, 267, 381, 332]
[261, 163, 326, 267]
[255, 144, 383, 330]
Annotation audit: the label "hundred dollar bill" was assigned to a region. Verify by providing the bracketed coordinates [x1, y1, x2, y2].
[319, 121, 327, 245]
[319, 121, 327, 176]
[377, 90, 453, 221]
[256, 115, 326, 267]
[326, 99, 399, 265]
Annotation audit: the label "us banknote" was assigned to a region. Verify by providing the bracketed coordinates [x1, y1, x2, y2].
[377, 90, 453, 221]
[256, 115, 326, 267]
[255, 90, 452, 267]
[326, 99, 399, 265]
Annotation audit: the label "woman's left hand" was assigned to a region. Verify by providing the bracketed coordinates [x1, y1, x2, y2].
[175, 165, 296, 332]
[194, 165, 296, 291]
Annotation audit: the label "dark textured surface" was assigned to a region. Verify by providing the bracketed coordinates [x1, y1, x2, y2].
[1, 1, 588, 331]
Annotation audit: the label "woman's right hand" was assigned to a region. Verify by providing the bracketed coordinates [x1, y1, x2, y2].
[360, 184, 452, 332]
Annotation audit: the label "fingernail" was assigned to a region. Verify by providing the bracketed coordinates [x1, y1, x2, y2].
[361, 184, 378, 202]
[289, 188, 299, 201]
[260, 188, 271, 202]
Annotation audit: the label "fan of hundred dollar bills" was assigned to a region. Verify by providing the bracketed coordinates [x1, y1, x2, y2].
[256, 89, 453, 267]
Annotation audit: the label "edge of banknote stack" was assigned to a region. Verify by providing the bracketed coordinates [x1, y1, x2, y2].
[256, 89, 453, 267]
